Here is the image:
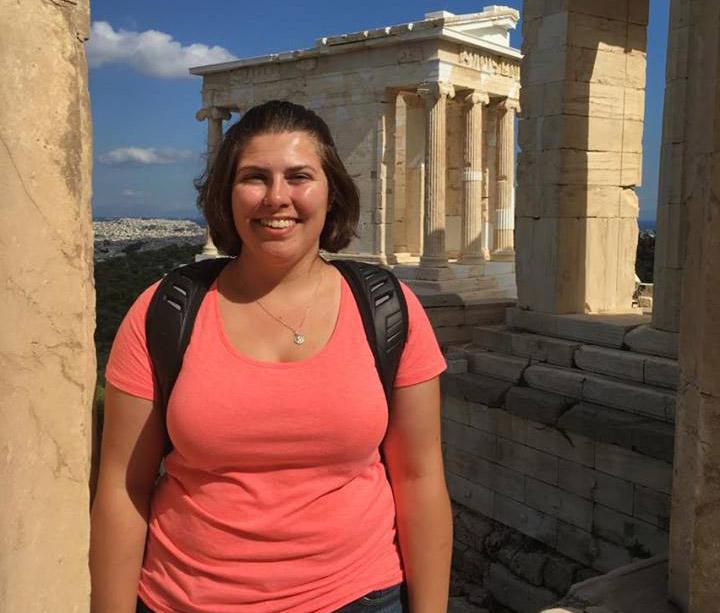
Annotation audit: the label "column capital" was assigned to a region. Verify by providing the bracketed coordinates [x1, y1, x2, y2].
[465, 90, 490, 107]
[195, 106, 232, 122]
[498, 97, 521, 112]
[416, 81, 455, 101]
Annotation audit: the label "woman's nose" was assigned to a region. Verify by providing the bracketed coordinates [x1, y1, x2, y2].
[264, 178, 291, 207]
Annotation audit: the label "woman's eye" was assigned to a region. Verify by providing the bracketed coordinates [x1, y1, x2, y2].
[241, 175, 264, 183]
[289, 174, 310, 182]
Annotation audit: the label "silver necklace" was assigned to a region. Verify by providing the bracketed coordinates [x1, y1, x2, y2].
[254, 262, 324, 346]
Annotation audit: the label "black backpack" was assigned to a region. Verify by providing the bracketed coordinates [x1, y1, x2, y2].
[145, 258, 408, 452]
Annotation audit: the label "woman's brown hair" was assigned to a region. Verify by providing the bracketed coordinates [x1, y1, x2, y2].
[195, 100, 360, 256]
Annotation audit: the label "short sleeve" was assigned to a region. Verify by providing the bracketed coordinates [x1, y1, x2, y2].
[104, 281, 161, 401]
[393, 282, 447, 388]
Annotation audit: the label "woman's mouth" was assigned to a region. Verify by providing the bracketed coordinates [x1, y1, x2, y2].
[257, 218, 298, 229]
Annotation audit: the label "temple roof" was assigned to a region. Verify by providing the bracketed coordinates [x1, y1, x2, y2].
[190, 5, 520, 76]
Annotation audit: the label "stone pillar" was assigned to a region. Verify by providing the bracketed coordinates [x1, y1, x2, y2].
[651, 0, 690, 333]
[373, 92, 397, 264]
[494, 98, 519, 259]
[668, 1, 720, 611]
[460, 91, 490, 263]
[516, 0, 647, 313]
[417, 81, 454, 266]
[1, 1, 94, 611]
[196, 106, 231, 259]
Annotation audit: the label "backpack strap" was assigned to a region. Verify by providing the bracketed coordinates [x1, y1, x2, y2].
[329, 259, 408, 406]
[146, 257, 232, 448]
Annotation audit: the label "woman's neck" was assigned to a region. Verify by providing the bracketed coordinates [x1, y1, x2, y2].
[225, 249, 325, 302]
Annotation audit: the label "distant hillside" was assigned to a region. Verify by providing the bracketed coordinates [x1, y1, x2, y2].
[94, 242, 201, 421]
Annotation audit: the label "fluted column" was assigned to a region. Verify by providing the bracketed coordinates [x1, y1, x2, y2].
[196, 106, 231, 258]
[494, 98, 519, 258]
[417, 81, 454, 266]
[460, 90, 490, 263]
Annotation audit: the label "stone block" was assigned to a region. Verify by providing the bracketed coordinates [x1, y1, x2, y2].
[493, 494, 558, 547]
[581, 373, 675, 422]
[453, 505, 494, 551]
[525, 477, 594, 531]
[446, 358, 468, 374]
[511, 333, 580, 367]
[557, 402, 640, 450]
[595, 442, 672, 494]
[442, 373, 514, 407]
[496, 438, 559, 484]
[573, 345, 645, 383]
[434, 326, 472, 345]
[505, 386, 574, 425]
[593, 505, 669, 557]
[543, 556, 580, 595]
[467, 351, 529, 383]
[485, 408, 528, 444]
[472, 325, 513, 353]
[444, 446, 525, 502]
[627, 420, 675, 463]
[446, 472, 494, 517]
[525, 422, 596, 466]
[442, 419, 498, 462]
[555, 521, 633, 572]
[555, 402, 674, 462]
[427, 306, 465, 327]
[558, 459, 634, 515]
[540, 114, 626, 152]
[643, 355, 679, 390]
[624, 325, 679, 360]
[507, 308, 647, 349]
[524, 364, 585, 398]
[569, 0, 648, 24]
[510, 550, 548, 587]
[488, 563, 558, 613]
[442, 395, 474, 425]
[633, 485, 671, 530]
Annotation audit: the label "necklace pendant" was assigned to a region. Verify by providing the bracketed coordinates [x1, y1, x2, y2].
[293, 333, 305, 346]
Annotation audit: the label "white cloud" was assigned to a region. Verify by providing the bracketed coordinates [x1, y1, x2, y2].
[120, 189, 148, 199]
[86, 21, 237, 79]
[100, 147, 194, 165]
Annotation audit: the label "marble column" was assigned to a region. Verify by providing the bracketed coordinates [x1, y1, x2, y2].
[196, 106, 231, 258]
[417, 81, 454, 267]
[494, 97, 519, 259]
[460, 90, 490, 263]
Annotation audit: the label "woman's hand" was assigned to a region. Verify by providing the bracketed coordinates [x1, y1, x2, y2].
[382, 377, 453, 613]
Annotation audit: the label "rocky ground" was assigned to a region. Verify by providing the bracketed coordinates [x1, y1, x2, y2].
[93, 217, 204, 261]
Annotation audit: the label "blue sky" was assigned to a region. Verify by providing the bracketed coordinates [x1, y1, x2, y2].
[89, 0, 668, 222]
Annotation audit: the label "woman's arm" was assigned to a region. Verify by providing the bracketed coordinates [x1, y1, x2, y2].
[382, 376, 453, 613]
[90, 383, 165, 613]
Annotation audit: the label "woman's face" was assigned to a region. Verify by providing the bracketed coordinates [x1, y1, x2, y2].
[231, 130, 330, 265]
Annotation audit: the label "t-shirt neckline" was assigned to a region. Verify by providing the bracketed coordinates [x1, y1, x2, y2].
[211, 274, 347, 369]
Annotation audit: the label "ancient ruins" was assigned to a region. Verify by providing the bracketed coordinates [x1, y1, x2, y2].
[2, 1, 719, 612]
[191, 7, 522, 298]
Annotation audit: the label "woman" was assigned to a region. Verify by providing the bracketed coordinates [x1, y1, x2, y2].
[90, 101, 452, 613]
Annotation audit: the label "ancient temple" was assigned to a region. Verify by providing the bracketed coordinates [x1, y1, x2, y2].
[190, 7, 522, 297]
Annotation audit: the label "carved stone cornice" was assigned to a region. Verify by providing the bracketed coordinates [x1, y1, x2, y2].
[195, 106, 232, 122]
[498, 98, 521, 112]
[465, 90, 490, 107]
[416, 81, 455, 101]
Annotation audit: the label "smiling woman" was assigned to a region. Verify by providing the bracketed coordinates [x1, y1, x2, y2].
[90, 100, 452, 613]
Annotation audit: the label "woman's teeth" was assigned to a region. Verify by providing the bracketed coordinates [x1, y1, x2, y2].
[259, 219, 296, 228]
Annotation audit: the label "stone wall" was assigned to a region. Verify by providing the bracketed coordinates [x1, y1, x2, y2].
[0, 0, 94, 611]
[440, 308, 675, 612]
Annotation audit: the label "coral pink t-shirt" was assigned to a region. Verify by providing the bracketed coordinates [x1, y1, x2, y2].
[105, 272, 446, 613]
